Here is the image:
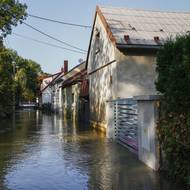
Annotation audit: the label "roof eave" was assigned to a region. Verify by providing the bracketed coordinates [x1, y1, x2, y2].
[116, 43, 162, 50]
[116, 44, 163, 53]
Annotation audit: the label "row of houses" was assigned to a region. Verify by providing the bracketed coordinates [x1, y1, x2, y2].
[40, 60, 89, 122]
[40, 6, 190, 170]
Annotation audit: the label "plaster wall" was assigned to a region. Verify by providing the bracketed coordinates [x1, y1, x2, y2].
[88, 14, 117, 127]
[52, 83, 60, 112]
[135, 96, 160, 170]
[115, 50, 157, 98]
[42, 87, 52, 104]
[62, 83, 80, 119]
[88, 14, 115, 72]
[88, 14, 157, 129]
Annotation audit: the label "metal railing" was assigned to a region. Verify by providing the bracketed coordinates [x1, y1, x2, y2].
[113, 99, 138, 151]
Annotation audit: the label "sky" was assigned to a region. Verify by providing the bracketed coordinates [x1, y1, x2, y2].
[4, 0, 190, 74]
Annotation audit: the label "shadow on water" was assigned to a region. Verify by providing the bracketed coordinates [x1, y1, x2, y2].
[0, 110, 186, 190]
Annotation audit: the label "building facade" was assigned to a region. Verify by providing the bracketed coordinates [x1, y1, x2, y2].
[87, 6, 190, 131]
[61, 62, 89, 121]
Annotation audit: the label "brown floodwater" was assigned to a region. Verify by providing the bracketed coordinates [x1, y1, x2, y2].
[0, 110, 185, 190]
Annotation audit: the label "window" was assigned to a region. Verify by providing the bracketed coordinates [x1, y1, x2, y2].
[95, 28, 100, 54]
[72, 93, 75, 104]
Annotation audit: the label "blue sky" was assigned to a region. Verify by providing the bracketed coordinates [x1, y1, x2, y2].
[4, 0, 190, 74]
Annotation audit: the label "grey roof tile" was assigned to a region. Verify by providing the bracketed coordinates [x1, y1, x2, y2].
[99, 6, 190, 46]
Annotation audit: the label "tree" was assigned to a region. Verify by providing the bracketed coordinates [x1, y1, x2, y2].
[0, 44, 43, 117]
[0, 0, 27, 38]
[0, 45, 14, 117]
[15, 59, 42, 102]
[156, 34, 190, 185]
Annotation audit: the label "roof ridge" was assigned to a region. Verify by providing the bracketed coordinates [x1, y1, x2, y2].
[98, 5, 190, 14]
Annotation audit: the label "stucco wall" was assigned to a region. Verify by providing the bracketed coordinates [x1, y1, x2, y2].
[51, 83, 61, 112]
[63, 86, 72, 117]
[88, 14, 115, 72]
[88, 14, 117, 126]
[115, 50, 157, 99]
[89, 63, 117, 124]
[42, 87, 52, 104]
[88, 14, 157, 128]
[62, 83, 81, 119]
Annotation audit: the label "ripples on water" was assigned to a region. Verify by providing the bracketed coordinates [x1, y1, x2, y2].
[0, 110, 185, 190]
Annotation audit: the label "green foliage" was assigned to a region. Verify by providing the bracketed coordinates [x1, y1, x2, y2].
[0, 46, 14, 117]
[156, 35, 190, 185]
[15, 58, 42, 102]
[0, 44, 42, 117]
[0, 0, 27, 37]
[156, 35, 190, 113]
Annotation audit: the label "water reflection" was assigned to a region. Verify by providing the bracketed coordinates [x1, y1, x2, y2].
[0, 110, 185, 190]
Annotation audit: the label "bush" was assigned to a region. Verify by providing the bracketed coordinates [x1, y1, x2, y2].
[156, 35, 190, 185]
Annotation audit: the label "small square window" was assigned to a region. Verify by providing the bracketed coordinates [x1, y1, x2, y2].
[72, 93, 74, 103]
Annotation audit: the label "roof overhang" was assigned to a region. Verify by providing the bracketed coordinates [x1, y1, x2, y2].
[116, 43, 162, 54]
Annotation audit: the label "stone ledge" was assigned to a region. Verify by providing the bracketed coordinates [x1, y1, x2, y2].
[134, 95, 161, 101]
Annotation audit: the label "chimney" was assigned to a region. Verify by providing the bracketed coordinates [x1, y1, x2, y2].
[63, 60, 68, 73]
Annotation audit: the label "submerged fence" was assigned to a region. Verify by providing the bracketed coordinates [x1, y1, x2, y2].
[106, 95, 160, 170]
[114, 99, 138, 152]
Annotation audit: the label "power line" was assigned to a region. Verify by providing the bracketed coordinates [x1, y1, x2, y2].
[22, 22, 87, 52]
[28, 14, 92, 29]
[12, 33, 86, 54]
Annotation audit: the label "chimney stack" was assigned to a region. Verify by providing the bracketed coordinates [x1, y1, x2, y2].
[62, 60, 68, 73]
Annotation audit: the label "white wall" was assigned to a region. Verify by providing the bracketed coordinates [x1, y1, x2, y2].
[52, 83, 62, 112]
[42, 87, 52, 104]
[88, 13, 157, 129]
[88, 13, 117, 127]
[62, 83, 80, 118]
[115, 49, 157, 99]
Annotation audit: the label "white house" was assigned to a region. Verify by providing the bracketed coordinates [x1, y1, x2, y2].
[86, 6, 190, 169]
[61, 62, 87, 119]
[86, 5, 190, 131]
[40, 72, 61, 106]
[40, 60, 68, 110]
[50, 60, 68, 112]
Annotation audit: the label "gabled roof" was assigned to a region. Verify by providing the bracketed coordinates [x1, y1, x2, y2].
[41, 62, 86, 93]
[61, 62, 86, 87]
[86, 6, 190, 69]
[98, 6, 190, 47]
[40, 71, 63, 93]
[62, 69, 86, 87]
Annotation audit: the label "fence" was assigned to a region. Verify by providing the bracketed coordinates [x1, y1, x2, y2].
[113, 99, 138, 152]
[106, 95, 160, 170]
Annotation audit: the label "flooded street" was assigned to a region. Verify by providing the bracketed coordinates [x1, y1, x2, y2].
[0, 110, 183, 190]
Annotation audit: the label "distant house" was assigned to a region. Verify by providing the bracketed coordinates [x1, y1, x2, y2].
[40, 72, 62, 107]
[40, 60, 68, 110]
[86, 6, 190, 131]
[51, 60, 68, 112]
[61, 62, 89, 121]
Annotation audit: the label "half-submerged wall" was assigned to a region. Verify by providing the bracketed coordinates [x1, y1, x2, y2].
[62, 83, 81, 119]
[106, 95, 160, 170]
[87, 13, 117, 130]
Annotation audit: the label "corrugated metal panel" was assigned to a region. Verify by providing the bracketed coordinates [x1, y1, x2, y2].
[114, 99, 138, 152]
[99, 6, 190, 46]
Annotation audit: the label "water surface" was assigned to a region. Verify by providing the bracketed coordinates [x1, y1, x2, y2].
[0, 110, 183, 190]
